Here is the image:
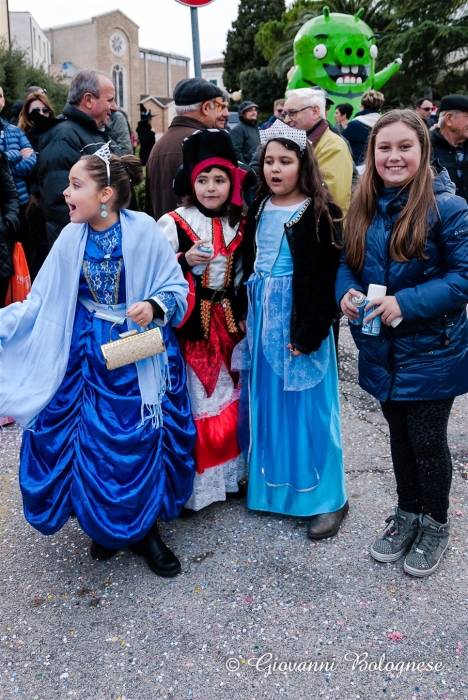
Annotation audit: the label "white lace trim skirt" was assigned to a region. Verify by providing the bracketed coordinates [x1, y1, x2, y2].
[184, 363, 246, 511]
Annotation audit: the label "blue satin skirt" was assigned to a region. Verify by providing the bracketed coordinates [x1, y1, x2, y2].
[19, 302, 196, 549]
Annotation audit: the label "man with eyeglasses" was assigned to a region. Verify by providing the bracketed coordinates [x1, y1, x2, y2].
[415, 98, 434, 128]
[283, 88, 353, 216]
[430, 94, 468, 204]
[146, 78, 225, 221]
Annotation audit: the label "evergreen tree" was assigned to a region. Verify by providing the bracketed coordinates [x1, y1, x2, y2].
[239, 67, 287, 118]
[0, 39, 68, 119]
[378, 0, 468, 105]
[223, 0, 286, 93]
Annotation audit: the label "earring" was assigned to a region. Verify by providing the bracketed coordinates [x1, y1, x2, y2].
[101, 204, 108, 218]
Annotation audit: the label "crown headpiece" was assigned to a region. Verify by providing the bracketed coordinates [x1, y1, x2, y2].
[259, 120, 307, 152]
[94, 141, 112, 185]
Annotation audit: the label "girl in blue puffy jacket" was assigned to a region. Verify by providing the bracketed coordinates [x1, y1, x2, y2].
[336, 109, 468, 578]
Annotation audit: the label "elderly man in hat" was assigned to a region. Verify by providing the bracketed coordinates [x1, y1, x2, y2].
[229, 101, 260, 165]
[430, 94, 468, 203]
[283, 87, 353, 216]
[145, 78, 228, 221]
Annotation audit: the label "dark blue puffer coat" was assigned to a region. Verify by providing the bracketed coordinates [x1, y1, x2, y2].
[0, 117, 36, 207]
[335, 169, 468, 402]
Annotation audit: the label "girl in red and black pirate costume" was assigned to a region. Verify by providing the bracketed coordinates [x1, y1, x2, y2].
[157, 129, 256, 512]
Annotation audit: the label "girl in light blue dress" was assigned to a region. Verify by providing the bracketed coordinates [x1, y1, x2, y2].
[233, 121, 348, 539]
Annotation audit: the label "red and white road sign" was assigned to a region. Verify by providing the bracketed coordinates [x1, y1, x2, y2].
[175, 0, 215, 6]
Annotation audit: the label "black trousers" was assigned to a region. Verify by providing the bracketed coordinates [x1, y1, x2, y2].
[380, 398, 454, 523]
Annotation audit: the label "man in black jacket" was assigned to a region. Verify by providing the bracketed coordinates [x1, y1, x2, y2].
[430, 94, 468, 203]
[38, 70, 122, 247]
[0, 152, 20, 307]
[229, 101, 260, 164]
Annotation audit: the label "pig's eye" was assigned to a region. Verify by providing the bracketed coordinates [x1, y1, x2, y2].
[314, 44, 328, 59]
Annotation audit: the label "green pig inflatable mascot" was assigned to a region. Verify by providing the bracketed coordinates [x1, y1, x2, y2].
[286, 6, 402, 121]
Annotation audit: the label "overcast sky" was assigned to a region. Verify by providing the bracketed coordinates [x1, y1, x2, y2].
[9, 0, 242, 68]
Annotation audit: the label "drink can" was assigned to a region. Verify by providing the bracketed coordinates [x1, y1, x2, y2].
[361, 283, 386, 336]
[192, 242, 213, 276]
[362, 307, 381, 336]
[348, 292, 366, 326]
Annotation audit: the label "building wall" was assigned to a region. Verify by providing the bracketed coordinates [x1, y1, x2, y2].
[43, 10, 189, 131]
[144, 54, 169, 98]
[10, 12, 50, 70]
[45, 21, 97, 76]
[170, 61, 188, 95]
[0, 0, 9, 44]
[94, 12, 140, 130]
[201, 65, 225, 91]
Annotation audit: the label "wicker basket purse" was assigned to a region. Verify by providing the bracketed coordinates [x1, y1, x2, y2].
[101, 323, 165, 370]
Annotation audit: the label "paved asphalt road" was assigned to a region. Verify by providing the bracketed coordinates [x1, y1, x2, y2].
[1, 322, 467, 700]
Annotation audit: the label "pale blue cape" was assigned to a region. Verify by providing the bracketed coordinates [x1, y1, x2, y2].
[0, 209, 188, 428]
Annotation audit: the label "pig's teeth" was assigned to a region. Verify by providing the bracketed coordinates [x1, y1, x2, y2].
[341, 65, 350, 73]
[357, 77, 362, 84]
[349, 77, 356, 83]
[351, 66, 359, 74]
[336, 77, 344, 84]
[344, 76, 350, 83]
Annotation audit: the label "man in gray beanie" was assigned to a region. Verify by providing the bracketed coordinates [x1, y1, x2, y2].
[229, 101, 260, 165]
[145, 78, 228, 221]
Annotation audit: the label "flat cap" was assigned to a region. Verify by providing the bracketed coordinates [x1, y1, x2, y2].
[238, 100, 258, 114]
[439, 94, 468, 113]
[173, 78, 224, 106]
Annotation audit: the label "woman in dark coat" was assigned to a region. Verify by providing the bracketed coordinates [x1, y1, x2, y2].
[136, 107, 156, 167]
[0, 152, 20, 307]
[18, 92, 58, 279]
[337, 109, 468, 577]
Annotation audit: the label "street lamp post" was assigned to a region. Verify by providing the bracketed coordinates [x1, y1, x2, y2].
[190, 7, 202, 78]
[175, 0, 215, 78]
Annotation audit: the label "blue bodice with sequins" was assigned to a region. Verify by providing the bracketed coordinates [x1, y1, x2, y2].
[79, 220, 178, 320]
[80, 221, 126, 304]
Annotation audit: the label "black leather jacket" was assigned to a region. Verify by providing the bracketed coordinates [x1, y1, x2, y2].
[37, 104, 122, 247]
[0, 152, 20, 279]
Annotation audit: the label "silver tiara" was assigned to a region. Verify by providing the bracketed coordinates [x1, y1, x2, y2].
[94, 141, 112, 185]
[260, 120, 307, 152]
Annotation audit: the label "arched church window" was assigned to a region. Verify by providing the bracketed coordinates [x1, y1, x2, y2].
[112, 64, 125, 109]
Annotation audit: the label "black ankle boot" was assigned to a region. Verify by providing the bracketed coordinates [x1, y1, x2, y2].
[129, 523, 181, 578]
[90, 541, 118, 560]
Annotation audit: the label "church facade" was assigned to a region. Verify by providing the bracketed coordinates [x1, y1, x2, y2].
[44, 10, 189, 130]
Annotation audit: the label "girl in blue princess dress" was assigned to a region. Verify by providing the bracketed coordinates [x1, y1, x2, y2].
[234, 121, 348, 539]
[0, 149, 196, 577]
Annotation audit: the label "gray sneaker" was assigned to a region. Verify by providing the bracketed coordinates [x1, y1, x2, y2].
[403, 514, 450, 577]
[370, 507, 420, 563]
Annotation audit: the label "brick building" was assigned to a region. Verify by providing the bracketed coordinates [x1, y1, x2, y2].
[10, 12, 51, 71]
[44, 9, 189, 131]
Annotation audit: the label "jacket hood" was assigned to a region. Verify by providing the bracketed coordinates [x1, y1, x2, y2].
[353, 112, 381, 129]
[433, 167, 457, 196]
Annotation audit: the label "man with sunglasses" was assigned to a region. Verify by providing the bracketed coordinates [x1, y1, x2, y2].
[145, 78, 225, 221]
[415, 98, 434, 128]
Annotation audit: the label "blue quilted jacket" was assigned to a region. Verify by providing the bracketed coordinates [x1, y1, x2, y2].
[336, 169, 468, 401]
[0, 117, 36, 206]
